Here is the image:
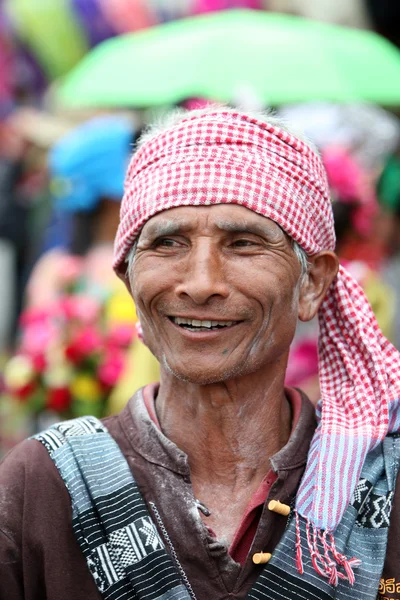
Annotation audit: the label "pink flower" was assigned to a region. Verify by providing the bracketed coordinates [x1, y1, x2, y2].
[98, 351, 125, 387]
[59, 295, 101, 324]
[285, 338, 319, 387]
[322, 147, 362, 201]
[19, 306, 54, 327]
[58, 255, 83, 287]
[32, 354, 47, 372]
[20, 320, 57, 357]
[322, 146, 378, 236]
[106, 324, 136, 349]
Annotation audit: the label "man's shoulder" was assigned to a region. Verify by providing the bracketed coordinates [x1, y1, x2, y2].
[0, 436, 74, 549]
[0, 436, 69, 501]
[1, 437, 52, 477]
[0, 391, 143, 498]
[0, 431, 103, 598]
[101, 388, 149, 450]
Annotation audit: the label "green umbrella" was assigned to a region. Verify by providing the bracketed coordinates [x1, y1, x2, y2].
[57, 9, 400, 108]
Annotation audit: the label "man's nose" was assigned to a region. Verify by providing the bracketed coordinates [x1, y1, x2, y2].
[176, 241, 230, 305]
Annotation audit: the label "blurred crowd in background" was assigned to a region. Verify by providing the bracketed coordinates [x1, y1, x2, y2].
[1, 0, 400, 456]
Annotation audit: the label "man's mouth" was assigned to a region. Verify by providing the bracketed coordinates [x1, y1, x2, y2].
[169, 316, 240, 332]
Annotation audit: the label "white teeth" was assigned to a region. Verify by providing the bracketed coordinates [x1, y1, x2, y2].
[173, 317, 235, 328]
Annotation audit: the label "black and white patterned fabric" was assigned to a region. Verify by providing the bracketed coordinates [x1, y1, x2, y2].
[34, 419, 400, 600]
[34, 417, 190, 600]
[248, 435, 400, 600]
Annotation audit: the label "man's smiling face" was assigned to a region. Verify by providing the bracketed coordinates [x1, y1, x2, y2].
[128, 204, 307, 385]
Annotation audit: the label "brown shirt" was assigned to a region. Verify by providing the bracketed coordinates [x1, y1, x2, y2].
[0, 387, 399, 600]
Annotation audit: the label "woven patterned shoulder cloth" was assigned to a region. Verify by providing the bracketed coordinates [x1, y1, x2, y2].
[34, 417, 400, 600]
[33, 416, 191, 600]
[249, 434, 400, 600]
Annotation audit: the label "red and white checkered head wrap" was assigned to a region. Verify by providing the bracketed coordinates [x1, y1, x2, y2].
[114, 109, 400, 581]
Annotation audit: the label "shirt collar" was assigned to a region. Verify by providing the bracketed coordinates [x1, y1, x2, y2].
[119, 384, 317, 476]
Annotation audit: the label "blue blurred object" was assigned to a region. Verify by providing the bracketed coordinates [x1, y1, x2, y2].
[49, 114, 134, 213]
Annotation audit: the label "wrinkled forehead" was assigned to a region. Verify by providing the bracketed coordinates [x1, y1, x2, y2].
[138, 204, 288, 241]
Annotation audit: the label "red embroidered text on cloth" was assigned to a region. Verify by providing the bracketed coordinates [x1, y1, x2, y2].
[113, 109, 400, 581]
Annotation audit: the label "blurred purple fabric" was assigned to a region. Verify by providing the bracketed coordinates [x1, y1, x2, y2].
[0, 4, 13, 104]
[0, 2, 48, 107]
[71, 0, 116, 47]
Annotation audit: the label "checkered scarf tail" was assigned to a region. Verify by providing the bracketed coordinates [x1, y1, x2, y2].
[113, 110, 400, 584]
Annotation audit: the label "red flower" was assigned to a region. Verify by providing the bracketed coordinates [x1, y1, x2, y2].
[47, 387, 71, 412]
[65, 326, 102, 363]
[12, 382, 37, 401]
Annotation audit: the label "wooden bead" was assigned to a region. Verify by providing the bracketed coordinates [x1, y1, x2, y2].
[252, 552, 272, 564]
[268, 500, 290, 516]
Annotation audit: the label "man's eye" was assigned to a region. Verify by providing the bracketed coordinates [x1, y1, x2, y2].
[154, 238, 179, 248]
[232, 239, 256, 247]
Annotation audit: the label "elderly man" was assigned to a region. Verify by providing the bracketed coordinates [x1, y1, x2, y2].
[1, 107, 400, 600]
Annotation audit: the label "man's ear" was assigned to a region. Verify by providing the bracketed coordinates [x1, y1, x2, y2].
[298, 251, 339, 322]
[117, 270, 132, 294]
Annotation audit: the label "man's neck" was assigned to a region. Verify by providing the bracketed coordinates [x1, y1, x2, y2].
[154, 368, 292, 544]
[156, 368, 291, 486]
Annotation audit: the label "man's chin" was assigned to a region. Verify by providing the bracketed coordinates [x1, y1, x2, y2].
[162, 356, 243, 386]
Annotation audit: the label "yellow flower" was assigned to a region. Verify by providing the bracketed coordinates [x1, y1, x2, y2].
[43, 363, 73, 388]
[71, 374, 102, 402]
[105, 289, 137, 325]
[4, 355, 35, 390]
